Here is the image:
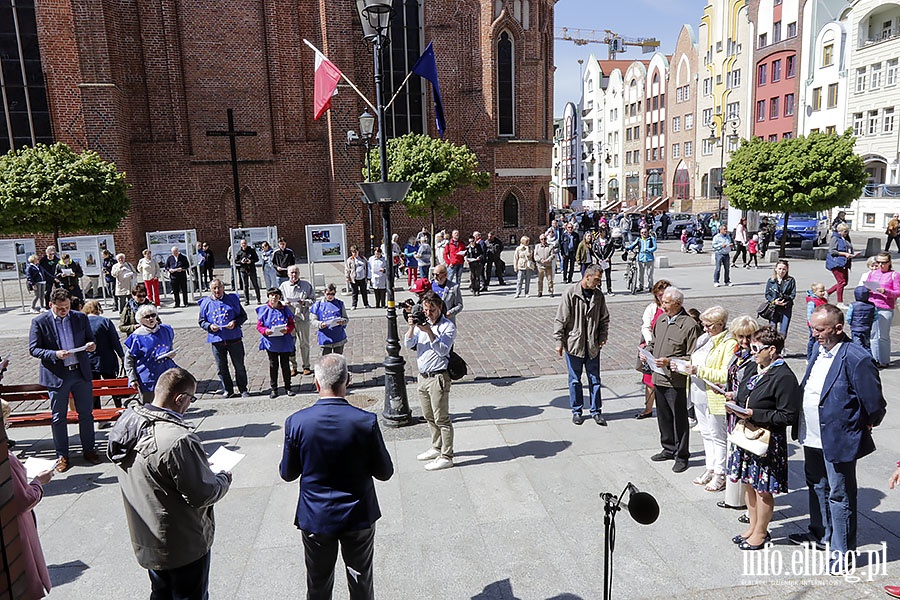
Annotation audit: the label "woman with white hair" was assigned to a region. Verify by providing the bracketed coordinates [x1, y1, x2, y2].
[686, 306, 737, 492]
[124, 304, 178, 404]
[111, 253, 137, 312]
[513, 236, 535, 298]
[137, 249, 161, 307]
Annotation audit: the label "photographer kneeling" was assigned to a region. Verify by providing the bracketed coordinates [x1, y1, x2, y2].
[404, 291, 457, 471]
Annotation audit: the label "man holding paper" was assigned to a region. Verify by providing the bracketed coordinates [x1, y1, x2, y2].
[28, 288, 101, 472]
[280, 354, 394, 600]
[108, 367, 232, 600]
[199, 279, 250, 398]
[645, 287, 701, 473]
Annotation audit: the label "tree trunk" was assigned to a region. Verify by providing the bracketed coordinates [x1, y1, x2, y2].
[779, 212, 789, 258]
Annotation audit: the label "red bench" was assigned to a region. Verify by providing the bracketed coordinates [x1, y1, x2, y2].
[0, 378, 135, 428]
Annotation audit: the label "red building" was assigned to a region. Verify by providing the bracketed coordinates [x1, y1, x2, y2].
[1, 0, 554, 258]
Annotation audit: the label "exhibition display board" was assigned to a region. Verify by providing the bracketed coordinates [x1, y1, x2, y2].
[56, 235, 116, 277]
[304, 224, 346, 263]
[0, 239, 36, 281]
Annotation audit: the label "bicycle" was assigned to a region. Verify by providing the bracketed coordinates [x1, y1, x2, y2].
[622, 250, 639, 295]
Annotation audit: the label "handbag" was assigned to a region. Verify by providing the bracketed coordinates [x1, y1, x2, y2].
[728, 419, 771, 457]
[447, 350, 467, 381]
[757, 301, 776, 321]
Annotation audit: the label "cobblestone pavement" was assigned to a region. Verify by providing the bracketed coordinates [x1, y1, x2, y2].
[0, 286, 806, 397]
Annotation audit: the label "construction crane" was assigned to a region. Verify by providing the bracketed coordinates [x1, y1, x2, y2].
[555, 27, 660, 60]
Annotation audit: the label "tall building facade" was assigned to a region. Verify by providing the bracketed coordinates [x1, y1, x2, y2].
[0, 0, 555, 256]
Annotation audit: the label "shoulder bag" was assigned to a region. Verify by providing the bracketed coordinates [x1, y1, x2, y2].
[448, 350, 467, 381]
[728, 389, 771, 457]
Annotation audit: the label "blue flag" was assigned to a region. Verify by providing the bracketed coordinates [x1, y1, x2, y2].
[412, 42, 446, 138]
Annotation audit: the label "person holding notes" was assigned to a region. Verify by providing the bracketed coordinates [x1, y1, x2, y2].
[124, 304, 178, 404]
[256, 288, 296, 398]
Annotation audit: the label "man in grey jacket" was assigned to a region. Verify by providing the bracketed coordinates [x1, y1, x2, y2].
[430, 264, 464, 324]
[108, 367, 232, 599]
[553, 265, 610, 426]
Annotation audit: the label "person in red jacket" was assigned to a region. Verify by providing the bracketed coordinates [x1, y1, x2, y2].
[443, 229, 466, 286]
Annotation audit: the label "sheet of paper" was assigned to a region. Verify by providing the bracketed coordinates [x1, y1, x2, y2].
[208, 446, 244, 473]
[24, 457, 58, 480]
[323, 318, 342, 328]
[706, 381, 728, 395]
[67, 344, 88, 353]
[0, 357, 9, 371]
[271, 324, 288, 333]
[638, 347, 667, 375]
[724, 401, 751, 416]
[158, 349, 176, 359]
[670, 358, 690, 373]
[864, 280, 880, 291]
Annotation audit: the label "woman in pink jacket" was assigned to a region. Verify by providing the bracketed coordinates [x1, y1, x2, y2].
[9, 454, 53, 599]
[864, 252, 900, 367]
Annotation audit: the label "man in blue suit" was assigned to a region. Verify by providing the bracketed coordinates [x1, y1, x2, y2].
[28, 288, 102, 472]
[791, 304, 886, 571]
[280, 354, 393, 600]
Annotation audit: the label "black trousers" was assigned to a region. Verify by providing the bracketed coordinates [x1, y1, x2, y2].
[267, 350, 291, 389]
[170, 274, 188, 307]
[148, 551, 210, 600]
[655, 385, 690, 461]
[349, 279, 370, 308]
[373, 288, 386, 308]
[302, 527, 375, 600]
[561, 253, 576, 283]
[239, 268, 260, 303]
[485, 255, 505, 284]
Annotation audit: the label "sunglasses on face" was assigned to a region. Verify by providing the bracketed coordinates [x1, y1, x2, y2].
[749, 343, 770, 353]
[142, 314, 159, 321]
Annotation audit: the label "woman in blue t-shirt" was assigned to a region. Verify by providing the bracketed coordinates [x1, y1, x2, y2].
[309, 283, 348, 355]
[256, 287, 295, 398]
[124, 304, 177, 403]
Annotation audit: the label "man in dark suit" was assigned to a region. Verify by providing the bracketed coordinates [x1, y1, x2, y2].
[791, 304, 886, 571]
[280, 354, 393, 600]
[28, 288, 102, 472]
[165, 246, 190, 308]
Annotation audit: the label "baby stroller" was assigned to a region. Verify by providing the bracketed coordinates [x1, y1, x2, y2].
[610, 226, 624, 250]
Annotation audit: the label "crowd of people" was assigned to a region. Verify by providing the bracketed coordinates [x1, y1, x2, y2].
[6, 216, 900, 597]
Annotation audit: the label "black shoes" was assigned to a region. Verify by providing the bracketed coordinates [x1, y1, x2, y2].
[672, 460, 689, 473]
[717, 500, 747, 510]
[592, 413, 607, 426]
[787, 532, 826, 551]
[286, 388, 296, 397]
[738, 514, 750, 524]
[635, 411, 653, 420]
[269, 389, 278, 399]
[650, 452, 674, 462]
[572, 413, 584, 425]
[738, 532, 771, 551]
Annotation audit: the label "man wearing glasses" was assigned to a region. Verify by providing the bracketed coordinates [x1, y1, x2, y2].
[29, 288, 100, 472]
[791, 304, 886, 573]
[108, 367, 232, 600]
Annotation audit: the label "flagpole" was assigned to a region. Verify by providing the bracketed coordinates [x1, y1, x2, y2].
[384, 69, 414, 112]
[302, 39, 377, 113]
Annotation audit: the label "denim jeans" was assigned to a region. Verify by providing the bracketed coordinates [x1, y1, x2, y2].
[769, 310, 791, 336]
[564, 352, 602, 415]
[148, 551, 211, 600]
[210, 339, 248, 394]
[802, 446, 858, 554]
[516, 269, 532, 296]
[448, 263, 463, 286]
[871, 308, 893, 365]
[713, 253, 730, 284]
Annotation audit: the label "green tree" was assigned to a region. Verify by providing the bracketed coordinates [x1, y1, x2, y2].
[369, 133, 490, 249]
[0, 143, 130, 245]
[723, 131, 867, 256]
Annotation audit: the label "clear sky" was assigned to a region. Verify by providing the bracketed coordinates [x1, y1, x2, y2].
[553, 0, 709, 118]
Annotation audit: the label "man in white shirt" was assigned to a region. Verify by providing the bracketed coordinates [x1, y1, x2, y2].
[279, 265, 315, 376]
[404, 291, 457, 471]
[791, 304, 886, 571]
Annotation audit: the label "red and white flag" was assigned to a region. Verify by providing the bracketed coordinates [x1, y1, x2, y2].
[313, 50, 342, 120]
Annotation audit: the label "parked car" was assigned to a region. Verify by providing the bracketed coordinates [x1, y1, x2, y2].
[653, 213, 693, 238]
[771, 211, 829, 246]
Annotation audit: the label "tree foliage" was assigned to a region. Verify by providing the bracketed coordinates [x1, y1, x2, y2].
[0, 143, 130, 243]
[368, 133, 490, 227]
[723, 131, 867, 254]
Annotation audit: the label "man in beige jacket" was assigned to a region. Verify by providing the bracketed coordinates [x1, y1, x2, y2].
[553, 265, 610, 425]
[534, 234, 555, 297]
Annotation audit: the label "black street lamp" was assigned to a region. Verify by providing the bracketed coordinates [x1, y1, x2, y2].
[355, 0, 413, 427]
[707, 114, 741, 223]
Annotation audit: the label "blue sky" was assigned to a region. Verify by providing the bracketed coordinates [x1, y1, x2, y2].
[554, 0, 709, 117]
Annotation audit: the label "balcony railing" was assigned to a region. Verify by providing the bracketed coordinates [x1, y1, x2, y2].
[863, 26, 900, 47]
[863, 183, 900, 197]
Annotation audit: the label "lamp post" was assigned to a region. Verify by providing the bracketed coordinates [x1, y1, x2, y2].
[347, 110, 377, 256]
[355, 0, 412, 426]
[707, 114, 741, 223]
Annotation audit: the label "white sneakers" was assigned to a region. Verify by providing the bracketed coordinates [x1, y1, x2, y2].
[424, 457, 454, 471]
[416, 448, 440, 461]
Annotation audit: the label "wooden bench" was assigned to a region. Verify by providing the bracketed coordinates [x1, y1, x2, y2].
[0, 378, 135, 428]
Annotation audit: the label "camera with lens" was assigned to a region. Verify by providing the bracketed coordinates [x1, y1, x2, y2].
[409, 303, 428, 326]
